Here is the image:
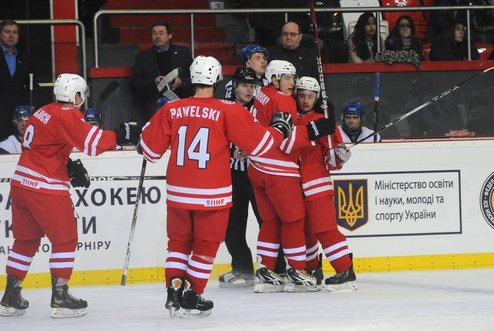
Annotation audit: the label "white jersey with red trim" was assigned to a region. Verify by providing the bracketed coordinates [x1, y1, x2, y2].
[249, 85, 300, 177]
[139, 96, 283, 211]
[297, 111, 344, 201]
[11, 103, 117, 195]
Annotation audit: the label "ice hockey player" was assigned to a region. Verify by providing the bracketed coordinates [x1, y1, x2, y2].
[338, 102, 381, 143]
[0, 73, 140, 319]
[218, 66, 262, 288]
[248, 60, 335, 293]
[224, 43, 269, 99]
[0, 105, 33, 154]
[138, 55, 294, 318]
[294, 76, 357, 292]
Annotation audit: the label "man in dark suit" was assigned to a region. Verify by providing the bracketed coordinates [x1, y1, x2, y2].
[268, 21, 319, 80]
[0, 19, 35, 140]
[130, 21, 193, 126]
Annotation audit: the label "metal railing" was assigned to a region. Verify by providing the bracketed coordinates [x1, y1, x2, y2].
[93, 5, 494, 68]
[17, 19, 87, 81]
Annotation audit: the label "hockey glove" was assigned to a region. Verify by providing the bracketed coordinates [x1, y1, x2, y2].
[270, 112, 294, 139]
[335, 143, 351, 164]
[67, 158, 90, 188]
[306, 117, 336, 140]
[115, 122, 141, 146]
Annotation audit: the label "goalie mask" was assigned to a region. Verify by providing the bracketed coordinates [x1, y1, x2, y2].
[53, 73, 89, 108]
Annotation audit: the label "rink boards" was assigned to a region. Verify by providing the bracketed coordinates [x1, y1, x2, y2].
[0, 139, 493, 288]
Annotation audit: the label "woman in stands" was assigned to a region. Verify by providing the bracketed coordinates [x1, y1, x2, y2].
[385, 15, 422, 58]
[429, 20, 480, 61]
[348, 12, 384, 63]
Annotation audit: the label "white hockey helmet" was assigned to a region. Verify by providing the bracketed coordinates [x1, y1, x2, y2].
[53, 73, 89, 108]
[190, 55, 223, 85]
[265, 60, 296, 81]
[295, 76, 320, 98]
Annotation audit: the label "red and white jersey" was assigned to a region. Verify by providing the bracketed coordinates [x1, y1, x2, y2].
[297, 111, 344, 201]
[139, 96, 283, 211]
[11, 103, 117, 195]
[249, 85, 300, 177]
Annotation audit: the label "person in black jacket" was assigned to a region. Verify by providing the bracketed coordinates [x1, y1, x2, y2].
[0, 19, 36, 140]
[430, 21, 480, 61]
[385, 15, 422, 59]
[268, 21, 318, 79]
[130, 21, 193, 126]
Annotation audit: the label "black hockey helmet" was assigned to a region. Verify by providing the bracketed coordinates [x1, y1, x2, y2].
[232, 66, 259, 85]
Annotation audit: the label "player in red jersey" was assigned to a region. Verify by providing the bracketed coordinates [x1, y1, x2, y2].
[294, 76, 356, 292]
[0, 73, 140, 319]
[249, 60, 335, 293]
[138, 55, 294, 318]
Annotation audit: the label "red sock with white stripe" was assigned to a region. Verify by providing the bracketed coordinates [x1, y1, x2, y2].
[281, 219, 306, 270]
[6, 239, 40, 280]
[50, 239, 77, 279]
[165, 251, 189, 287]
[318, 231, 352, 272]
[256, 217, 281, 270]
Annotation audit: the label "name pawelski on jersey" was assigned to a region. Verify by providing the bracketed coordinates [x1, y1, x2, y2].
[169, 106, 220, 121]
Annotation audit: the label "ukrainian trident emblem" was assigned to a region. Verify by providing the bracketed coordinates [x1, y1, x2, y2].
[335, 179, 368, 231]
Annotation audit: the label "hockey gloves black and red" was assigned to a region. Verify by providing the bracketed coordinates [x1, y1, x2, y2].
[115, 122, 141, 146]
[67, 158, 90, 188]
[306, 115, 336, 141]
[270, 112, 294, 139]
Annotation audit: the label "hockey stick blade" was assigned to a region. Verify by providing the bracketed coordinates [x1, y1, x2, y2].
[350, 66, 494, 147]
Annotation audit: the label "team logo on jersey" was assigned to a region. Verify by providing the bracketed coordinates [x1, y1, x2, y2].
[334, 179, 368, 231]
[480, 172, 494, 229]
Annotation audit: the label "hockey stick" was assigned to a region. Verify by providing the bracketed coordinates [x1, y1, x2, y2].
[309, 0, 336, 165]
[373, 72, 380, 142]
[350, 66, 494, 147]
[29, 73, 34, 106]
[121, 158, 147, 286]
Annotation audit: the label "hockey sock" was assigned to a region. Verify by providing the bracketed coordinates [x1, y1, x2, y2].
[185, 240, 220, 294]
[50, 238, 77, 279]
[281, 218, 306, 270]
[319, 231, 352, 272]
[256, 217, 281, 270]
[6, 239, 40, 280]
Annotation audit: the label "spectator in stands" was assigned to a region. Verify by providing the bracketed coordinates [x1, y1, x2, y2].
[130, 21, 193, 127]
[348, 12, 384, 63]
[224, 43, 269, 99]
[429, 21, 480, 61]
[0, 105, 33, 154]
[0, 19, 37, 141]
[268, 21, 319, 79]
[385, 15, 422, 58]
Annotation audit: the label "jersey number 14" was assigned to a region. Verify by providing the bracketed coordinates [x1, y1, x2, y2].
[176, 126, 211, 169]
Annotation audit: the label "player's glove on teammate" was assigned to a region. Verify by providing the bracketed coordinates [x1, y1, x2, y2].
[270, 112, 294, 139]
[67, 158, 90, 188]
[115, 122, 141, 146]
[306, 116, 336, 140]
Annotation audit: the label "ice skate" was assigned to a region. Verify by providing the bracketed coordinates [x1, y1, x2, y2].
[0, 275, 29, 317]
[219, 271, 255, 288]
[284, 268, 321, 292]
[310, 254, 324, 286]
[50, 276, 88, 318]
[165, 278, 183, 317]
[325, 265, 357, 292]
[254, 267, 285, 293]
[179, 280, 213, 318]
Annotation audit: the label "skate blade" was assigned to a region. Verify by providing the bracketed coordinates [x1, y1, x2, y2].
[283, 283, 321, 293]
[0, 305, 26, 317]
[219, 280, 255, 288]
[167, 307, 180, 318]
[254, 283, 285, 293]
[178, 308, 212, 318]
[325, 281, 358, 292]
[50, 307, 88, 319]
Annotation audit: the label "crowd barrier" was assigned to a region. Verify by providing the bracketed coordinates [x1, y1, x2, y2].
[1, 138, 493, 288]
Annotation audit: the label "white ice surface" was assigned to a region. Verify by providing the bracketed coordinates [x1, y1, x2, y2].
[2, 268, 494, 331]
